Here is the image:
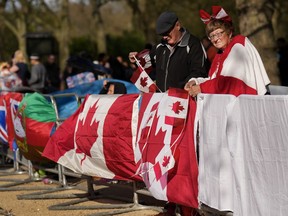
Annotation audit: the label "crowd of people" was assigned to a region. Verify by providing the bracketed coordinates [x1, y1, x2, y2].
[0, 49, 136, 94]
[0, 51, 61, 94]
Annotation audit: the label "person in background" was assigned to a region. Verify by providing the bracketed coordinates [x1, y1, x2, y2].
[201, 36, 217, 70]
[99, 80, 127, 94]
[129, 11, 208, 92]
[185, 6, 270, 97]
[9, 50, 30, 87]
[44, 54, 61, 92]
[28, 54, 47, 93]
[0, 62, 22, 92]
[276, 37, 288, 86]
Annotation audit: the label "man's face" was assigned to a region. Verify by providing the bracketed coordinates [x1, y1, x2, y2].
[30, 59, 36, 65]
[161, 22, 181, 46]
[48, 55, 55, 63]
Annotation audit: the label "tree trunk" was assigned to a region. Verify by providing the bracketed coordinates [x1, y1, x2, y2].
[90, 0, 109, 54]
[0, 1, 28, 61]
[235, 0, 280, 85]
[16, 19, 27, 58]
[93, 13, 107, 53]
[54, 0, 70, 90]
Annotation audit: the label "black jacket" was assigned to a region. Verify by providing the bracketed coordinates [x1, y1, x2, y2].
[152, 30, 209, 92]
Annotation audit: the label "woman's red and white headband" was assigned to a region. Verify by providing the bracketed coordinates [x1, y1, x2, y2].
[199, 6, 232, 24]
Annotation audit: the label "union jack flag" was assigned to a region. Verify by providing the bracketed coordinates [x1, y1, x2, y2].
[0, 96, 8, 144]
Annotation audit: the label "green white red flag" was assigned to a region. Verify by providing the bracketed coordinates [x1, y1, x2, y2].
[14, 93, 56, 162]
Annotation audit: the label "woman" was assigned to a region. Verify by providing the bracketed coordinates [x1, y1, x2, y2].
[185, 6, 270, 97]
[0, 62, 22, 92]
[10, 50, 30, 87]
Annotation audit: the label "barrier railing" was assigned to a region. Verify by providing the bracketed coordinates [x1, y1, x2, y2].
[0, 91, 164, 215]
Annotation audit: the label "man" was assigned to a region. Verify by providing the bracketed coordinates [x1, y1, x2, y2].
[129, 11, 208, 216]
[44, 54, 61, 92]
[129, 11, 208, 92]
[28, 54, 47, 93]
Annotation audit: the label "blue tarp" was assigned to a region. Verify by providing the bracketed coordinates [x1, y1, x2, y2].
[50, 79, 139, 120]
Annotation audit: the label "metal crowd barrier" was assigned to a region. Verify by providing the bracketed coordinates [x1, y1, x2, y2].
[2, 91, 164, 215]
[15, 93, 85, 196]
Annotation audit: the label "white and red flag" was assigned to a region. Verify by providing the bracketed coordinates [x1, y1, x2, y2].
[42, 94, 142, 181]
[135, 49, 153, 74]
[134, 88, 199, 208]
[130, 66, 157, 93]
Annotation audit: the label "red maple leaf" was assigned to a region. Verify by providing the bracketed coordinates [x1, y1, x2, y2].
[172, 101, 184, 114]
[140, 76, 148, 87]
[162, 155, 170, 167]
[139, 114, 166, 164]
[75, 100, 100, 157]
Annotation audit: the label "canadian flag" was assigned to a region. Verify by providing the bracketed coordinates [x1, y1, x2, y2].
[135, 88, 199, 208]
[130, 67, 157, 93]
[43, 94, 142, 181]
[136, 49, 153, 74]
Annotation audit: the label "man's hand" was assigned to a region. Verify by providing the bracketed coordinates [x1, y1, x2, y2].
[128, 52, 138, 63]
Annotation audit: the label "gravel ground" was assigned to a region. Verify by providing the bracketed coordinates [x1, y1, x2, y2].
[0, 166, 165, 216]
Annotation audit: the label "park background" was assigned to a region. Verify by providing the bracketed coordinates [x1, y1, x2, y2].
[0, 0, 287, 86]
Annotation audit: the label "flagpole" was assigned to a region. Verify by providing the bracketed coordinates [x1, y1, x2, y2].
[132, 55, 162, 93]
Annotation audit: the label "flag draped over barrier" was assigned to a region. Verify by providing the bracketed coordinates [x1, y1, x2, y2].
[135, 89, 199, 208]
[43, 93, 142, 181]
[14, 93, 56, 162]
[197, 94, 288, 216]
[43, 89, 199, 208]
[3, 92, 23, 150]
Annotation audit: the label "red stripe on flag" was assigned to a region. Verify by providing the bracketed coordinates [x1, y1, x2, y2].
[25, 118, 55, 147]
[42, 99, 86, 162]
[166, 98, 199, 208]
[130, 67, 142, 84]
[168, 88, 189, 99]
[103, 94, 142, 181]
[149, 83, 157, 93]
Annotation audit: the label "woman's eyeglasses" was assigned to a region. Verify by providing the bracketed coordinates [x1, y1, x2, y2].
[208, 31, 225, 41]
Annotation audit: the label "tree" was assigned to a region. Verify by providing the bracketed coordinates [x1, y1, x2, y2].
[235, 0, 280, 84]
[0, 0, 33, 59]
[32, 0, 70, 80]
[89, 0, 111, 53]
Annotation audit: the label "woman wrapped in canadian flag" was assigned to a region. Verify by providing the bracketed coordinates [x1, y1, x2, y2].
[184, 6, 271, 97]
